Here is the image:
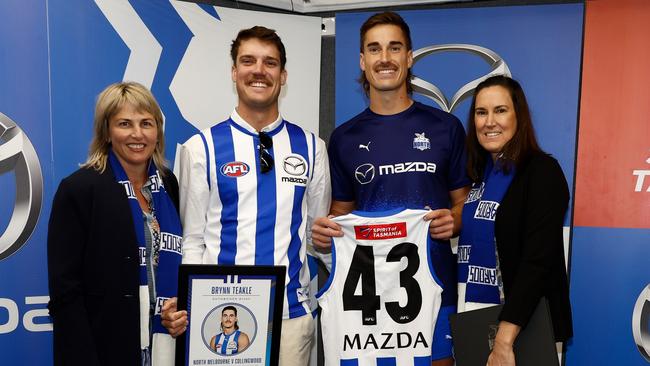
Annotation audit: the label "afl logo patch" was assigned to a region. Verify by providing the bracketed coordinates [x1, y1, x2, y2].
[220, 161, 250, 177]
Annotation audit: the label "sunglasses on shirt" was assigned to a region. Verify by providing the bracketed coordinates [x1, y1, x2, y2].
[258, 132, 274, 174]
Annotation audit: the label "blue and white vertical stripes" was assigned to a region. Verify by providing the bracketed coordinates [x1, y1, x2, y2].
[179, 111, 330, 320]
[212, 121, 239, 264]
[214, 330, 241, 355]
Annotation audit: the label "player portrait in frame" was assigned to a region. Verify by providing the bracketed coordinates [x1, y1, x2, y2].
[176, 265, 285, 366]
[202, 303, 257, 355]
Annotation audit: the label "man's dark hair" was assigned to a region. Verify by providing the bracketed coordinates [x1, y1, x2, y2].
[221, 305, 240, 330]
[231, 26, 287, 69]
[466, 75, 543, 182]
[358, 11, 413, 96]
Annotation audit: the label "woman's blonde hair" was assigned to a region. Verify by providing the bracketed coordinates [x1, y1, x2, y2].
[82, 82, 167, 174]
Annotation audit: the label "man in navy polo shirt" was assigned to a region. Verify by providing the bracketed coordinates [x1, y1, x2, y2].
[312, 11, 470, 366]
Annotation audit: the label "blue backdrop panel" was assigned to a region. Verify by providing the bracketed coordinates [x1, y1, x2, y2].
[0, 0, 53, 364]
[566, 226, 650, 365]
[48, 0, 130, 182]
[128, 0, 197, 163]
[335, 4, 583, 224]
[48, 0, 200, 183]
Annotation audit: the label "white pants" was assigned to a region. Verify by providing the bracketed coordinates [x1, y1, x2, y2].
[279, 313, 314, 366]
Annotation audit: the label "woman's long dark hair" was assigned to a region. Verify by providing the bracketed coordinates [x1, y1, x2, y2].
[466, 75, 543, 182]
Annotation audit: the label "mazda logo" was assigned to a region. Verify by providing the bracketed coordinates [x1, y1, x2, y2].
[411, 44, 511, 112]
[0, 113, 43, 260]
[354, 163, 375, 185]
[633, 284, 650, 361]
[283, 155, 306, 176]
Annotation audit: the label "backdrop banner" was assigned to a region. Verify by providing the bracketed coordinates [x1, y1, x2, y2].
[569, 0, 650, 364]
[0, 0, 53, 363]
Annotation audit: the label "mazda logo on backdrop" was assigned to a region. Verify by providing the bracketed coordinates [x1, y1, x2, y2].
[411, 44, 511, 113]
[633, 284, 650, 361]
[0, 113, 43, 260]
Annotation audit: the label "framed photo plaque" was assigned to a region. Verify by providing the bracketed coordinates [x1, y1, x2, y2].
[176, 265, 285, 366]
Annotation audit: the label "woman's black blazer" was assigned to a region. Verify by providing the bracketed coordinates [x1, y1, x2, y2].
[495, 152, 573, 342]
[47, 164, 179, 365]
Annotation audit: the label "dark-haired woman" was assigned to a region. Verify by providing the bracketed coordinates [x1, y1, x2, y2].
[457, 75, 572, 366]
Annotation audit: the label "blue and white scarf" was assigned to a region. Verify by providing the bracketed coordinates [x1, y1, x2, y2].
[108, 150, 182, 360]
[458, 158, 515, 306]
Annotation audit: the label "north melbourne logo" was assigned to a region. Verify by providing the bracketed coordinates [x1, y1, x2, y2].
[413, 133, 430, 151]
[0, 113, 43, 260]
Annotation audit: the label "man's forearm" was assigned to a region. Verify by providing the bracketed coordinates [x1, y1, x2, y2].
[449, 185, 470, 237]
[451, 200, 463, 237]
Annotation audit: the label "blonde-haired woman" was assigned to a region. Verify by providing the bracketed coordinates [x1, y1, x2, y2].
[47, 82, 181, 366]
